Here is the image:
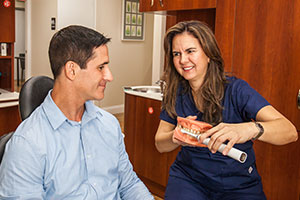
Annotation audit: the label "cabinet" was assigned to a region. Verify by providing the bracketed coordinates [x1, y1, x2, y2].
[139, 0, 300, 199]
[229, 1, 300, 199]
[0, 43, 14, 91]
[0, 0, 15, 92]
[139, 0, 216, 12]
[124, 93, 179, 198]
[0, 105, 21, 136]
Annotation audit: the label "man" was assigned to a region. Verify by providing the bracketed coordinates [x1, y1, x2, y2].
[0, 25, 154, 200]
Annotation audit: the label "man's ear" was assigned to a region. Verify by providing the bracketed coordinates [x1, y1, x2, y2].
[64, 61, 78, 80]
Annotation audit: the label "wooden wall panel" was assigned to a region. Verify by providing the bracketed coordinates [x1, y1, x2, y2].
[215, 0, 236, 73]
[232, 0, 300, 129]
[232, 0, 300, 199]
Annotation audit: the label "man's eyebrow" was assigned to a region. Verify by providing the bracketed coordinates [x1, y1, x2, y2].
[101, 61, 109, 65]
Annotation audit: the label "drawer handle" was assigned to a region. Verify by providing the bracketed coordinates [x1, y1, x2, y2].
[151, 0, 154, 7]
[159, 0, 164, 7]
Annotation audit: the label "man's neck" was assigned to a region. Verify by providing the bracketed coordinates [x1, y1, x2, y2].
[51, 83, 85, 122]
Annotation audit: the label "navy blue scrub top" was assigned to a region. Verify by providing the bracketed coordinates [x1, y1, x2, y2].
[160, 76, 270, 192]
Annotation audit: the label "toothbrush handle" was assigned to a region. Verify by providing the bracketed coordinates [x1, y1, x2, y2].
[202, 138, 247, 163]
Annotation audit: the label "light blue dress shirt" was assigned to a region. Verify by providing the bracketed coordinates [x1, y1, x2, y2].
[0, 91, 153, 200]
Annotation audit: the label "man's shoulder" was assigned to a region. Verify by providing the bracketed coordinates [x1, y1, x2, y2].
[14, 105, 49, 139]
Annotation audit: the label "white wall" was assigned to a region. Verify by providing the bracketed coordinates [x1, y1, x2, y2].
[28, 0, 154, 110]
[30, 0, 56, 78]
[57, 0, 96, 29]
[95, 0, 154, 109]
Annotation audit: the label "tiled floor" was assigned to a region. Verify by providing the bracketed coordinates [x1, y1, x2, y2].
[14, 80, 24, 92]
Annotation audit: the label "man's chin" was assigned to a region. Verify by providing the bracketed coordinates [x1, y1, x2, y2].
[95, 95, 104, 101]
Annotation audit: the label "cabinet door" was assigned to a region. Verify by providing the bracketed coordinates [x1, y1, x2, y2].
[139, 0, 165, 12]
[0, 0, 15, 42]
[166, 0, 216, 11]
[139, 0, 216, 12]
[124, 94, 137, 165]
[232, 0, 300, 199]
[0, 106, 21, 136]
[133, 97, 169, 187]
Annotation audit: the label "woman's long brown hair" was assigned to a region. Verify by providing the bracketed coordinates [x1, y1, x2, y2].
[162, 21, 227, 125]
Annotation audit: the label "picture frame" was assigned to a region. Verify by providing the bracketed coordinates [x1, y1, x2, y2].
[122, 0, 145, 41]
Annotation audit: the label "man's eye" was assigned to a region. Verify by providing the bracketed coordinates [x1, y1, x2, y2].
[99, 65, 104, 70]
[187, 50, 195, 54]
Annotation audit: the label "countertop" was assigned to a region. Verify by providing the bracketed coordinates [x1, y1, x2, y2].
[123, 86, 162, 101]
[0, 88, 19, 108]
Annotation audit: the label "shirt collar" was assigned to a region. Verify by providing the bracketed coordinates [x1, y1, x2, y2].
[42, 90, 103, 130]
[81, 100, 103, 126]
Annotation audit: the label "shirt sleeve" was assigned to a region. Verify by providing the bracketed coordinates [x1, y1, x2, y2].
[117, 126, 154, 200]
[0, 135, 45, 199]
[232, 79, 270, 121]
[160, 109, 177, 125]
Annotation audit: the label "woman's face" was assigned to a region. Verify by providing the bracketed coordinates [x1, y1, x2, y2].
[172, 32, 210, 90]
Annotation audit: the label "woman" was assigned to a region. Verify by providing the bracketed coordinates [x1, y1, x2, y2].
[155, 21, 298, 199]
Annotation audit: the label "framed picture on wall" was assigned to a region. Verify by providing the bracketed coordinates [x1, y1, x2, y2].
[121, 0, 145, 41]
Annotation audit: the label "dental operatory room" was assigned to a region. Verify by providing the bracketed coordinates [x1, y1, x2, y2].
[0, 0, 300, 199]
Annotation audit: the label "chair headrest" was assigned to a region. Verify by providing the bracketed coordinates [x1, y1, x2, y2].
[19, 76, 54, 121]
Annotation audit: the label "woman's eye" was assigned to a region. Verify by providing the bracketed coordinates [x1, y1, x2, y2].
[173, 52, 180, 57]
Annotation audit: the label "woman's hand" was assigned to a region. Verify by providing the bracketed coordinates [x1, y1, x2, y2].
[198, 122, 257, 155]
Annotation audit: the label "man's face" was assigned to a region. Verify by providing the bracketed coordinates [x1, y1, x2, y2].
[75, 45, 113, 101]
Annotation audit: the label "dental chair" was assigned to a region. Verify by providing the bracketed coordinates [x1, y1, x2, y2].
[0, 76, 54, 164]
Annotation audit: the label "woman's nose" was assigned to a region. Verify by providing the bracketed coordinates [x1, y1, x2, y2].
[180, 53, 189, 64]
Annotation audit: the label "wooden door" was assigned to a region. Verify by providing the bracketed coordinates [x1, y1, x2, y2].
[232, 0, 300, 199]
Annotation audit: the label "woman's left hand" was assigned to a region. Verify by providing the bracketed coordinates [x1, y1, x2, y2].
[198, 122, 257, 155]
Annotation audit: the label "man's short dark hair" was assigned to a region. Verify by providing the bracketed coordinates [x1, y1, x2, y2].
[48, 25, 111, 79]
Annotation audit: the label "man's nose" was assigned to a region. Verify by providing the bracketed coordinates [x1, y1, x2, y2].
[104, 67, 113, 82]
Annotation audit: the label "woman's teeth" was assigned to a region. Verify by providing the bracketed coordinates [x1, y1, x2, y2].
[183, 66, 193, 71]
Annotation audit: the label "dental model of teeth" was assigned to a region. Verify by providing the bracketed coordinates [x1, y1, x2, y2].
[174, 117, 247, 163]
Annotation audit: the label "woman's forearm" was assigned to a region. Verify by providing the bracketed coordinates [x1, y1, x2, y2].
[256, 106, 298, 145]
[155, 121, 179, 153]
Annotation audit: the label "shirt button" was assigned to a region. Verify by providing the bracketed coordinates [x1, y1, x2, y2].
[87, 154, 92, 159]
[93, 182, 97, 186]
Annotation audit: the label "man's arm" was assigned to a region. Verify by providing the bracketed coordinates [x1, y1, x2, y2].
[117, 127, 154, 200]
[0, 135, 45, 199]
